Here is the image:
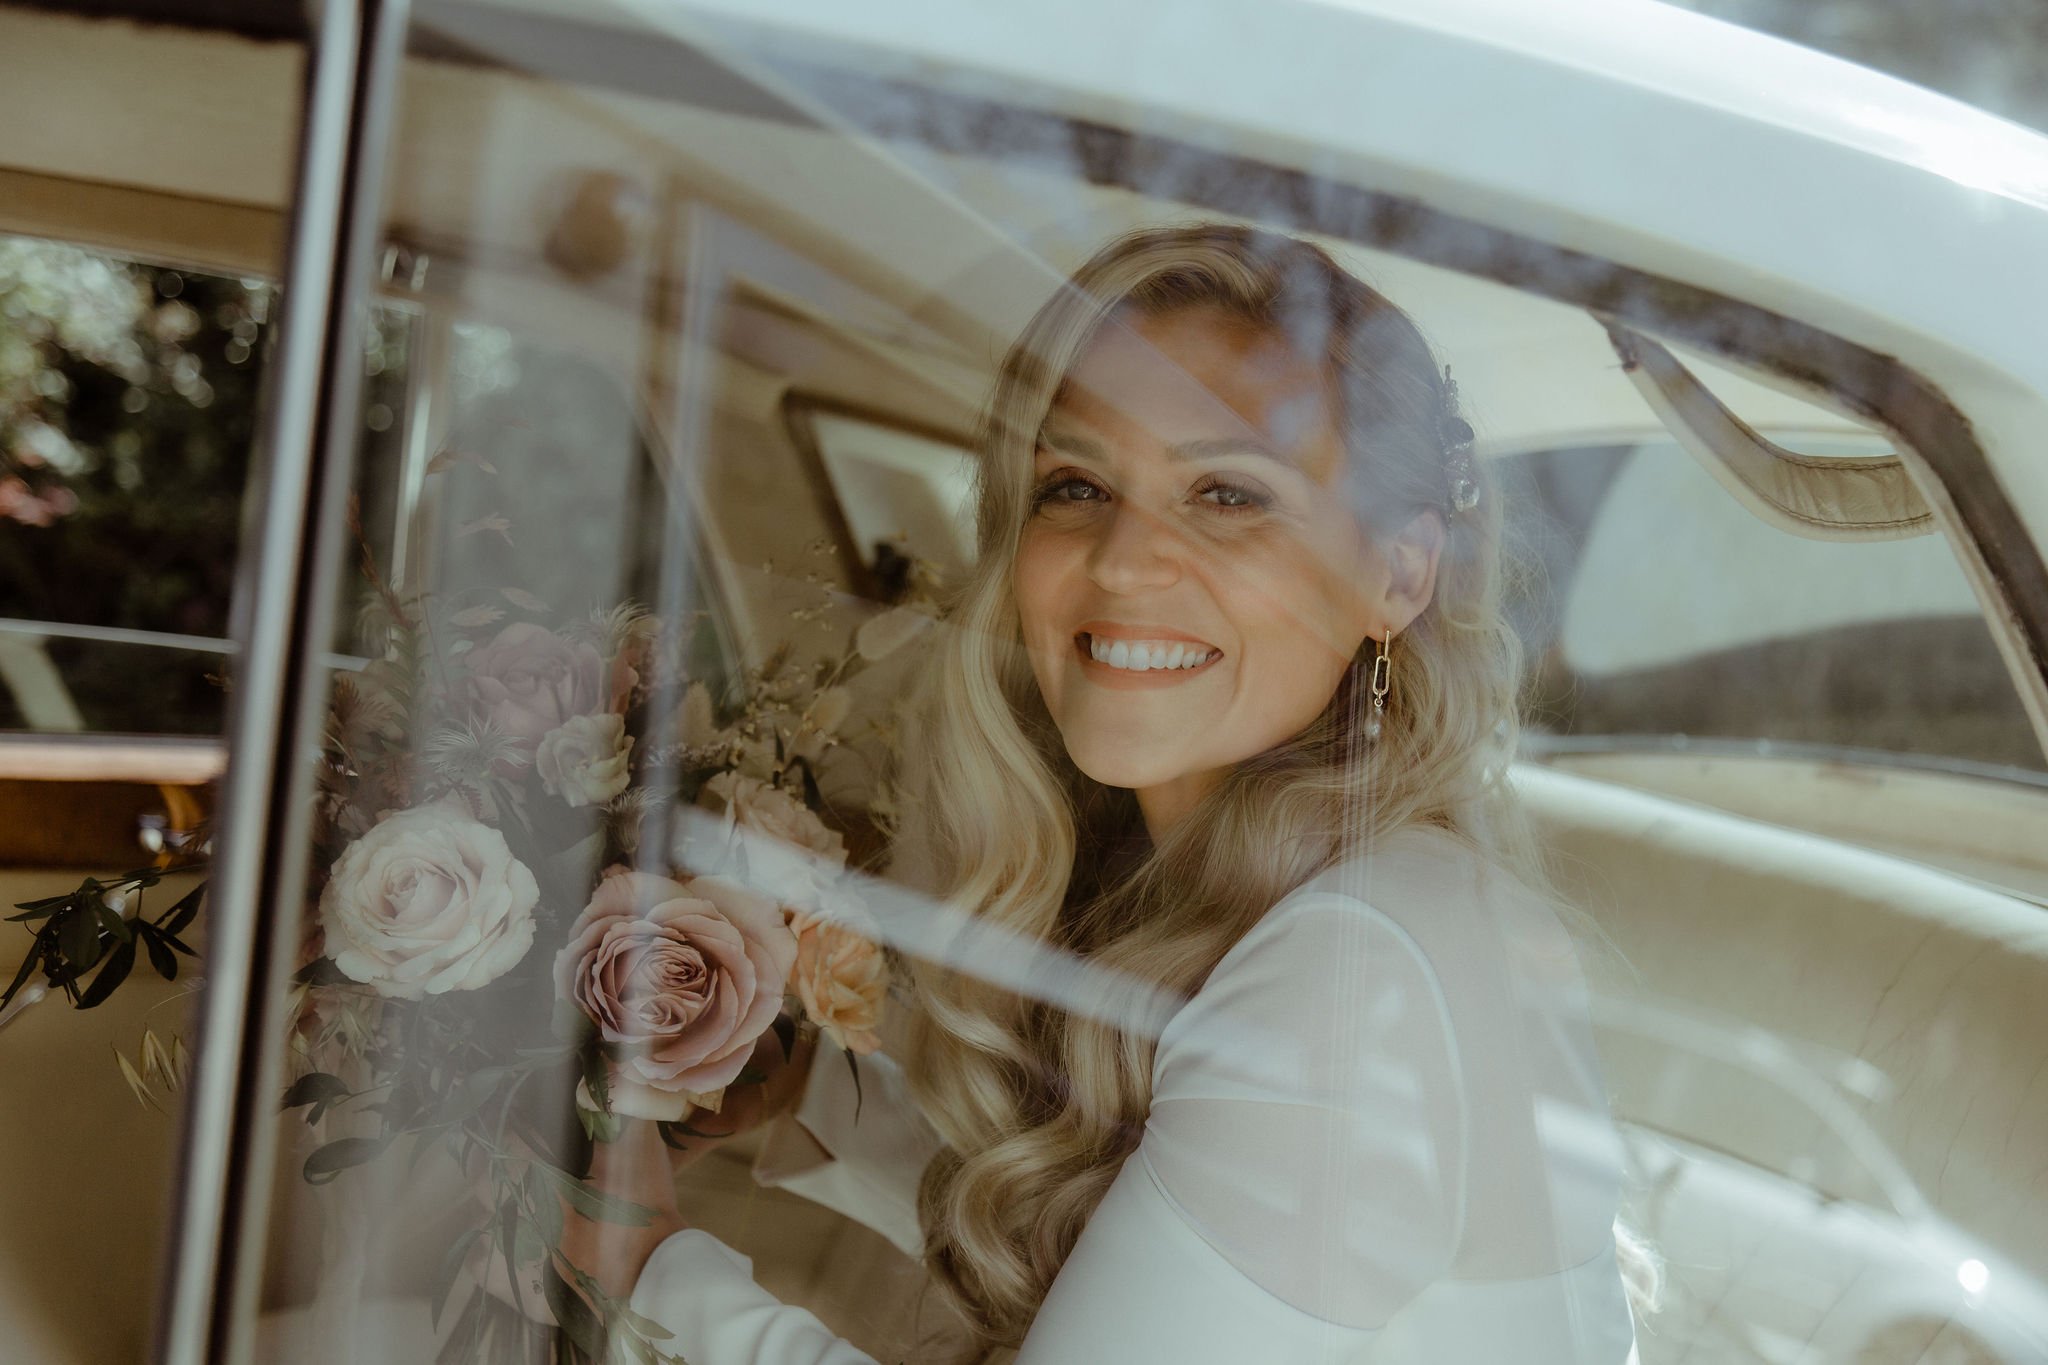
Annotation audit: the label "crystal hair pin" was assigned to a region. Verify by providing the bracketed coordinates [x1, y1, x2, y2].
[1441, 366, 1480, 515]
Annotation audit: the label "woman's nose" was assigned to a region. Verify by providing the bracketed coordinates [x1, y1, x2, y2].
[1085, 499, 1184, 594]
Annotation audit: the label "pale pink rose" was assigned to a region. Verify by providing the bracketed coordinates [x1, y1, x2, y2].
[535, 713, 632, 808]
[681, 771, 846, 912]
[553, 871, 797, 1119]
[789, 909, 887, 1055]
[318, 802, 538, 999]
[462, 623, 606, 755]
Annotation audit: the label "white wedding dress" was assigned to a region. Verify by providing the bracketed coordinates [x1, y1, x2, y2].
[629, 825, 1640, 1363]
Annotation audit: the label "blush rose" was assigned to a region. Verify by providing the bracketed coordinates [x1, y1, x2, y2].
[553, 871, 797, 1119]
[463, 623, 607, 756]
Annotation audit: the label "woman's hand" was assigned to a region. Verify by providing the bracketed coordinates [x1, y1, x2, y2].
[659, 1025, 819, 1168]
[556, 1027, 815, 1302]
[558, 1117, 689, 1305]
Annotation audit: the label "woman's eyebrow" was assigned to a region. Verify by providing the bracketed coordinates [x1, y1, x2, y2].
[1037, 428, 1107, 461]
[1038, 428, 1298, 468]
[1167, 436, 1298, 467]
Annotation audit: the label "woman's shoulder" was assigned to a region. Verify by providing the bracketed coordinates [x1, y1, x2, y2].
[1157, 828, 1478, 1094]
[1259, 823, 1583, 986]
[1213, 825, 1498, 962]
[1173, 821, 1592, 1073]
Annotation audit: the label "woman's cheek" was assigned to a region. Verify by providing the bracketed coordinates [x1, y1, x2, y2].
[1011, 532, 1073, 652]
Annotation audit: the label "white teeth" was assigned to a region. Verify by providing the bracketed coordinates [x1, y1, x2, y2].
[1085, 635, 1214, 671]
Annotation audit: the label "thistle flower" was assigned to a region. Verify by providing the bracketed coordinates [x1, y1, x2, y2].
[423, 715, 529, 788]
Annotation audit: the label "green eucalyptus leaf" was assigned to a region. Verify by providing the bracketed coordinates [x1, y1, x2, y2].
[303, 1135, 389, 1184]
[141, 928, 179, 981]
[581, 1047, 613, 1115]
[510, 1217, 547, 1271]
[610, 1328, 663, 1365]
[607, 1302, 674, 1343]
[541, 1261, 604, 1357]
[432, 1289, 483, 1365]
[538, 1165, 653, 1227]
[93, 902, 133, 946]
[438, 1066, 508, 1124]
[3, 941, 45, 1009]
[77, 939, 136, 1009]
[161, 883, 207, 935]
[57, 911, 103, 973]
[494, 1199, 533, 1322]
[9, 892, 79, 914]
[524, 1166, 565, 1248]
[579, 1103, 622, 1146]
[401, 1129, 436, 1177]
[430, 1225, 485, 1329]
[283, 1071, 351, 1113]
[6, 902, 68, 922]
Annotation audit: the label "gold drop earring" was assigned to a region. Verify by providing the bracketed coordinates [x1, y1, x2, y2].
[1366, 627, 1393, 741]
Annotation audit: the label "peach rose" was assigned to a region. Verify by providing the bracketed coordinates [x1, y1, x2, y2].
[462, 623, 605, 756]
[553, 871, 797, 1119]
[789, 907, 888, 1056]
[318, 802, 538, 999]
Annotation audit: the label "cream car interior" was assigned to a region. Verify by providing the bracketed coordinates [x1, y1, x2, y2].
[2, 5, 2045, 1361]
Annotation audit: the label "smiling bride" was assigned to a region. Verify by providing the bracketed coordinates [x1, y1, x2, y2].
[566, 222, 1657, 1363]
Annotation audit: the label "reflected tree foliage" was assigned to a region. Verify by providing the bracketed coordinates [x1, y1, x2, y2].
[0, 237, 270, 732]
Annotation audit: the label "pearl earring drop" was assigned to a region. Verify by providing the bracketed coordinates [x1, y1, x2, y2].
[1366, 628, 1392, 741]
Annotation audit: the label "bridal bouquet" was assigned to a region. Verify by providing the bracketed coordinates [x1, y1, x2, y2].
[1, 428, 942, 1360]
[271, 531, 934, 1362]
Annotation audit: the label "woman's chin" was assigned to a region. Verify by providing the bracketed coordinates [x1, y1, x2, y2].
[1064, 742, 1205, 796]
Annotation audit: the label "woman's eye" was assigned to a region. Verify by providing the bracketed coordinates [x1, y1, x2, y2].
[1194, 477, 1271, 513]
[1031, 473, 1108, 511]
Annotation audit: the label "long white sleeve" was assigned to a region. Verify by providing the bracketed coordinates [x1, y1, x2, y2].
[1016, 851, 1637, 1362]
[628, 827, 1637, 1364]
[620, 1042, 937, 1364]
[628, 1231, 879, 1365]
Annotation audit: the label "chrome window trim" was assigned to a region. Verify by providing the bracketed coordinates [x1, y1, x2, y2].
[155, 1, 413, 1361]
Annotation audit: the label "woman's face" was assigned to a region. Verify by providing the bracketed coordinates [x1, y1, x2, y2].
[1014, 304, 1436, 822]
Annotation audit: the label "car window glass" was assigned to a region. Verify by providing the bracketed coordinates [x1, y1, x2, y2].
[1504, 437, 2043, 774]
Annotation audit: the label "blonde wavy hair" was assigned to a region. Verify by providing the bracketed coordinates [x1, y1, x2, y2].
[895, 222, 1659, 1347]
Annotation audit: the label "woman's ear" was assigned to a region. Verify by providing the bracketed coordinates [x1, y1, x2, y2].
[1382, 508, 1445, 634]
